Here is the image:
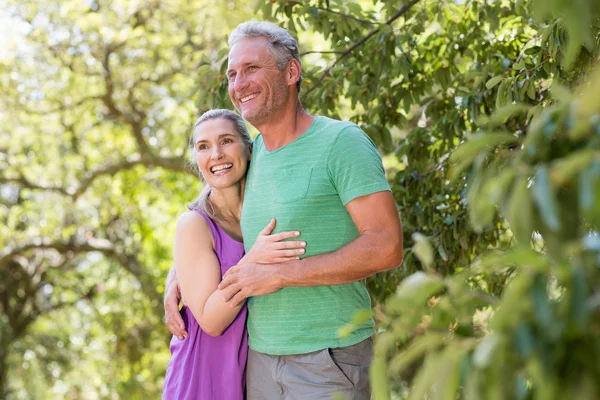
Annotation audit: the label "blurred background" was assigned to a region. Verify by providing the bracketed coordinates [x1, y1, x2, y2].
[1, 0, 599, 399]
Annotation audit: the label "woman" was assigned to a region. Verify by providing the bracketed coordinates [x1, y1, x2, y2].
[163, 109, 305, 399]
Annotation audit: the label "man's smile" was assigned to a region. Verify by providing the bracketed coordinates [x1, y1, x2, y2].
[240, 93, 258, 103]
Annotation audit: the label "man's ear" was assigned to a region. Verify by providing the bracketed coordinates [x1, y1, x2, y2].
[286, 59, 301, 87]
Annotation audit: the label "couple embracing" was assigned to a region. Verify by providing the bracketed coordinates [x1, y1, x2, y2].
[162, 21, 404, 400]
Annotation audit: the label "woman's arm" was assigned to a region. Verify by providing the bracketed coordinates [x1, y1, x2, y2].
[174, 211, 242, 337]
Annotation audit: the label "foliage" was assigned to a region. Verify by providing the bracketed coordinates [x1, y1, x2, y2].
[0, 0, 256, 397]
[2, 0, 600, 398]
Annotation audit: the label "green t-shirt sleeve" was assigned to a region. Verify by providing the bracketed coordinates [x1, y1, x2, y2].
[326, 124, 391, 206]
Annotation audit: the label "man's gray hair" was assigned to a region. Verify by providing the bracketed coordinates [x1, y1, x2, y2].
[229, 21, 303, 92]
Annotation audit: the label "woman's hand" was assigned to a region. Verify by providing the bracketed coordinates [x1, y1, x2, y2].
[242, 218, 306, 264]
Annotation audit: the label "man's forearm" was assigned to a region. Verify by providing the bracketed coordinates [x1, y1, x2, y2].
[164, 266, 177, 302]
[275, 231, 403, 288]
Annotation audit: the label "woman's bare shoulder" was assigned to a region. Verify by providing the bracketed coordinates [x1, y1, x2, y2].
[174, 211, 214, 247]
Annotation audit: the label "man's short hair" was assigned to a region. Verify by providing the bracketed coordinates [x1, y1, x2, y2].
[229, 21, 303, 92]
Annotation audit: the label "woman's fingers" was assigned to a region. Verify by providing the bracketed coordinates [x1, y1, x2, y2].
[269, 230, 301, 242]
[274, 240, 306, 249]
[258, 218, 277, 236]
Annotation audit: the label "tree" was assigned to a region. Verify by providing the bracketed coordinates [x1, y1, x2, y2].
[218, 0, 597, 398]
[0, 0, 256, 397]
[2, 0, 600, 398]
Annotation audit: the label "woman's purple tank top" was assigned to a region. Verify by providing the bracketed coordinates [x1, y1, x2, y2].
[163, 210, 247, 399]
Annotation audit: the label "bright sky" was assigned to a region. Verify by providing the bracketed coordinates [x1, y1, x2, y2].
[0, 10, 31, 61]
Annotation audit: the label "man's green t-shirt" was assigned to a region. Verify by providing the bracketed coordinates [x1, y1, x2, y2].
[241, 116, 391, 355]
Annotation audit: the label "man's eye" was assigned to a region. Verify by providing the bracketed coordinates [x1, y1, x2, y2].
[228, 74, 236, 81]
[248, 66, 257, 71]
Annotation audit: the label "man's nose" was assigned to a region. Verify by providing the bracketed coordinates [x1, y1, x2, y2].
[231, 73, 249, 91]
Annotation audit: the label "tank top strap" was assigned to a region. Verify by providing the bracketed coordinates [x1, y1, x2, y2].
[192, 209, 223, 256]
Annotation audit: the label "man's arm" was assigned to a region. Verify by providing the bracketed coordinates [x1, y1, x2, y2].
[219, 191, 403, 306]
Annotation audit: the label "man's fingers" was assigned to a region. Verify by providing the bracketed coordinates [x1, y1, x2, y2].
[229, 290, 247, 308]
[274, 256, 301, 263]
[167, 322, 187, 339]
[165, 307, 187, 339]
[221, 266, 238, 281]
[258, 218, 276, 236]
[221, 285, 238, 302]
[277, 249, 305, 257]
[270, 230, 301, 242]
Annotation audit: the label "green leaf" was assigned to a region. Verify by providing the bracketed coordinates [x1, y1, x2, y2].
[472, 333, 500, 368]
[526, 79, 536, 100]
[475, 247, 548, 273]
[579, 162, 600, 210]
[486, 76, 504, 89]
[492, 271, 534, 329]
[389, 333, 446, 374]
[549, 82, 572, 103]
[371, 333, 392, 400]
[532, 166, 561, 231]
[450, 133, 519, 180]
[531, 275, 553, 331]
[469, 181, 505, 230]
[411, 233, 435, 271]
[506, 176, 533, 244]
[392, 271, 444, 307]
[487, 104, 531, 126]
[496, 80, 509, 108]
[549, 150, 596, 186]
[569, 267, 590, 332]
[514, 323, 535, 357]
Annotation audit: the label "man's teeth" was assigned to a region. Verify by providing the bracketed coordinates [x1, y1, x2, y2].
[211, 163, 233, 172]
[241, 94, 257, 103]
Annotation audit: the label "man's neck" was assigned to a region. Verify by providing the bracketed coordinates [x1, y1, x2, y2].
[257, 104, 314, 151]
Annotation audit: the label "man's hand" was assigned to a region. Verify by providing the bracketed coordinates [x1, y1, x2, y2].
[218, 262, 282, 307]
[164, 267, 187, 340]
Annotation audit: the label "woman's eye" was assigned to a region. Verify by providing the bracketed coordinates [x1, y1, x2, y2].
[223, 138, 233, 144]
[197, 144, 208, 150]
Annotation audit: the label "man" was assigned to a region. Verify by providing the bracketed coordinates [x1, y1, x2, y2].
[164, 21, 403, 399]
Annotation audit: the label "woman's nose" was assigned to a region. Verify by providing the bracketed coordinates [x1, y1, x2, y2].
[211, 147, 224, 160]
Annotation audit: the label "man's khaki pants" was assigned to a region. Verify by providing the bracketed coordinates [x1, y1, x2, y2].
[247, 338, 373, 400]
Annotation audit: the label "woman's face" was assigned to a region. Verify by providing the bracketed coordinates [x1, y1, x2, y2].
[193, 118, 250, 190]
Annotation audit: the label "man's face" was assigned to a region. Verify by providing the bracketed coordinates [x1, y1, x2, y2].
[227, 37, 290, 127]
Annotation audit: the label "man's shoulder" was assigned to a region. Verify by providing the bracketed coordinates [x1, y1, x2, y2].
[316, 116, 360, 133]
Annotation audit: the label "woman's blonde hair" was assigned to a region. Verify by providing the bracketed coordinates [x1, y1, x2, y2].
[187, 109, 252, 222]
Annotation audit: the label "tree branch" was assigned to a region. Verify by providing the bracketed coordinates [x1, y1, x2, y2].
[0, 238, 115, 270]
[0, 175, 70, 196]
[2, 154, 193, 199]
[300, 50, 346, 56]
[315, 7, 376, 25]
[7, 96, 103, 116]
[72, 155, 193, 199]
[303, 0, 422, 98]
[0, 236, 161, 313]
